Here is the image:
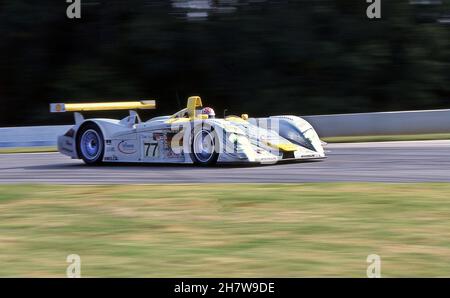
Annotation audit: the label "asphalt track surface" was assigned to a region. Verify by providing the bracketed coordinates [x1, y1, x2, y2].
[0, 140, 449, 184]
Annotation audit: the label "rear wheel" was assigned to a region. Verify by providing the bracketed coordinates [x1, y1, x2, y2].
[190, 127, 219, 166]
[76, 123, 104, 165]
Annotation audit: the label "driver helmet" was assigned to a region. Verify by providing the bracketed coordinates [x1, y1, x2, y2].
[201, 107, 216, 119]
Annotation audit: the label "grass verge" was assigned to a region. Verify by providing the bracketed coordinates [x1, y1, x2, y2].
[1, 183, 450, 277]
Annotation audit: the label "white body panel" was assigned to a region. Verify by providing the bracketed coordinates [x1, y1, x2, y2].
[57, 113, 326, 165]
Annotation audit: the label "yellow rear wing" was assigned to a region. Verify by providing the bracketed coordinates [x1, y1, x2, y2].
[50, 100, 156, 113]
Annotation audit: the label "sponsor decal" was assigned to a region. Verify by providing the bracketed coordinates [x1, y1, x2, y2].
[153, 133, 164, 141]
[55, 103, 63, 112]
[118, 140, 137, 154]
[151, 132, 183, 159]
[104, 156, 119, 161]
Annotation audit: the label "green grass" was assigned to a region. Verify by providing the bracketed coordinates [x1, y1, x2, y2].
[1, 183, 450, 277]
[323, 133, 450, 143]
[0, 146, 57, 154]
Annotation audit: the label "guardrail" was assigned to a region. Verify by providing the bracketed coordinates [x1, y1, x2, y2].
[1, 109, 449, 147]
[0, 125, 71, 148]
[302, 109, 450, 137]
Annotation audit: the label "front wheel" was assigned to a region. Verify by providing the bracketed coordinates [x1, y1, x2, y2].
[76, 123, 105, 165]
[190, 127, 219, 166]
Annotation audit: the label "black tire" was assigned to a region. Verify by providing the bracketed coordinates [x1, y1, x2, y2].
[76, 123, 105, 165]
[190, 126, 219, 166]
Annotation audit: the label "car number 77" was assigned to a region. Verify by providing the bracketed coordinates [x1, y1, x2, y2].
[144, 143, 158, 157]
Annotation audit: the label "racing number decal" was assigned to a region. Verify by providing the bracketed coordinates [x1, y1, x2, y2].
[144, 143, 158, 157]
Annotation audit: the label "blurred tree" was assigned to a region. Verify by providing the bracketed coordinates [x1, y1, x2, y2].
[0, 0, 449, 125]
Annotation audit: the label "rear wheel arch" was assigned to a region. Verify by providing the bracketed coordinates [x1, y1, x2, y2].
[75, 121, 105, 165]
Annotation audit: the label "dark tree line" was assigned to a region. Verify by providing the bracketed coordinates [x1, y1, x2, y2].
[0, 0, 449, 126]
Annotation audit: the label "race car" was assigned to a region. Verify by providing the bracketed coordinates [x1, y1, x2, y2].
[50, 96, 325, 165]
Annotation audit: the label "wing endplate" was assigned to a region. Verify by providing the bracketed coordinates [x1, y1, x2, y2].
[186, 96, 203, 118]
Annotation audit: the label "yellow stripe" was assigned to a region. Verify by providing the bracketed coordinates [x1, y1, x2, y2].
[266, 142, 299, 152]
